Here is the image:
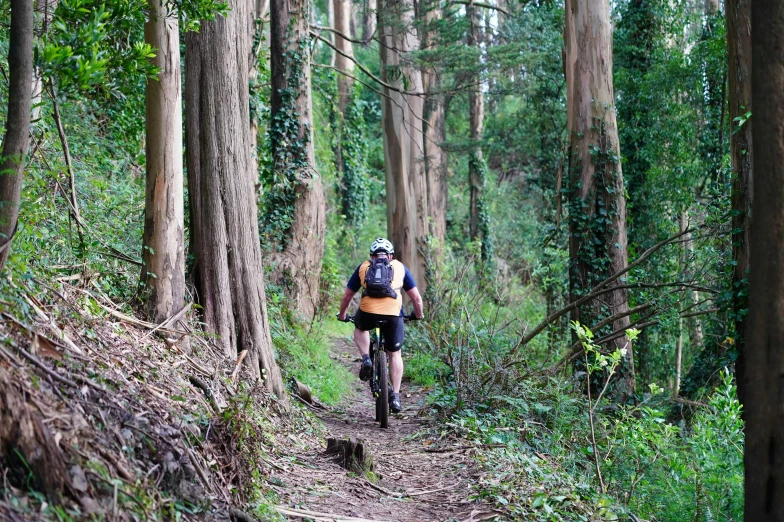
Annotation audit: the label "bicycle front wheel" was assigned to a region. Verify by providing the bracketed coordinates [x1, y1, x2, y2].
[376, 351, 389, 428]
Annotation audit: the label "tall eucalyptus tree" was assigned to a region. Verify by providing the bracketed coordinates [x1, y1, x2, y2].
[564, 0, 633, 395]
[141, 0, 185, 324]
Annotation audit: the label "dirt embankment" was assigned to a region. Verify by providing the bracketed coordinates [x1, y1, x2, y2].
[0, 284, 501, 521]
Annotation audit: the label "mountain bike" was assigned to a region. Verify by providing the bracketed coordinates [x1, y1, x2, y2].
[340, 313, 418, 428]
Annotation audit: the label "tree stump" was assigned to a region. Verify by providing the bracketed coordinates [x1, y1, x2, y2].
[326, 437, 373, 473]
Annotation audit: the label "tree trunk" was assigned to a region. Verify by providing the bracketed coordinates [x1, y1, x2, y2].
[0, 0, 34, 273]
[335, 0, 354, 113]
[745, 1, 784, 517]
[466, 3, 489, 260]
[363, 0, 376, 42]
[726, 0, 752, 407]
[334, 0, 369, 228]
[420, 0, 447, 251]
[269, 0, 326, 321]
[564, 0, 633, 396]
[378, 0, 427, 290]
[141, 0, 185, 324]
[185, 0, 285, 399]
[31, 0, 59, 131]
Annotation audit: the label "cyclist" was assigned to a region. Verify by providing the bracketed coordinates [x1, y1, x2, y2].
[337, 238, 424, 413]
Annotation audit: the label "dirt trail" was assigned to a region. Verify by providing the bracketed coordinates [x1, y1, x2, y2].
[274, 339, 499, 522]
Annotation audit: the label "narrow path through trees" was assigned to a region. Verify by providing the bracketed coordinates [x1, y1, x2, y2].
[275, 339, 498, 521]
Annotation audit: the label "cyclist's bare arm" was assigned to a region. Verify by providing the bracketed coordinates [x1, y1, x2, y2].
[406, 287, 424, 319]
[338, 287, 357, 320]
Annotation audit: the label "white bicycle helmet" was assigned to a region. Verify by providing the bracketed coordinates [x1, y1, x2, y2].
[369, 237, 394, 255]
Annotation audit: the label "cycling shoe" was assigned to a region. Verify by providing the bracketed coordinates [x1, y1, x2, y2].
[359, 358, 373, 381]
[389, 392, 402, 413]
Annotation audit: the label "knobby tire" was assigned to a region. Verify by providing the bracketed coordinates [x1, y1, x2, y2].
[377, 351, 389, 429]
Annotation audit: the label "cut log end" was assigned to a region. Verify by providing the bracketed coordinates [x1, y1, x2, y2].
[326, 437, 373, 473]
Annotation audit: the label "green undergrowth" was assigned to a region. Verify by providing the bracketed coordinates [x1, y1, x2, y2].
[417, 369, 743, 521]
[267, 291, 353, 405]
[404, 351, 451, 389]
[403, 254, 743, 521]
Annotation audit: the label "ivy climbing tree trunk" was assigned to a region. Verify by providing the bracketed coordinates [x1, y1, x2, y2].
[726, 0, 752, 406]
[0, 0, 34, 273]
[269, 0, 326, 321]
[141, 0, 185, 324]
[467, 2, 490, 260]
[420, 0, 447, 252]
[745, 0, 784, 516]
[564, 0, 633, 396]
[185, 0, 285, 399]
[378, 0, 427, 290]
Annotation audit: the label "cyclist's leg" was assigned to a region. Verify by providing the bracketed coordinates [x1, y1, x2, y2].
[353, 310, 372, 356]
[383, 316, 404, 393]
[354, 328, 370, 356]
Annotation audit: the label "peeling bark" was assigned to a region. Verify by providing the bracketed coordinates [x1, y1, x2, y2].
[421, 0, 447, 250]
[142, 0, 185, 324]
[379, 0, 427, 290]
[564, 0, 633, 396]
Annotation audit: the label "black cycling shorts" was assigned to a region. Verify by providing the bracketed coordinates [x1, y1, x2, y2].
[354, 310, 404, 352]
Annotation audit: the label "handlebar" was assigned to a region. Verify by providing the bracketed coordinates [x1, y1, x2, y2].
[336, 313, 423, 323]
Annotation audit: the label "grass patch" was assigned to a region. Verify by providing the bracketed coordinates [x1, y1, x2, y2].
[273, 319, 353, 405]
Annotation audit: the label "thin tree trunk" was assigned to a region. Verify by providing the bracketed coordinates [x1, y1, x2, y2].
[334, 0, 353, 180]
[327, 0, 336, 67]
[745, 0, 784, 516]
[364, 0, 376, 42]
[420, 0, 447, 250]
[335, 0, 354, 113]
[269, 0, 326, 321]
[50, 91, 80, 229]
[0, 0, 34, 273]
[379, 0, 427, 290]
[185, 0, 285, 399]
[675, 211, 688, 396]
[141, 0, 185, 324]
[726, 0, 752, 406]
[31, 0, 59, 132]
[564, 0, 633, 396]
[467, 3, 487, 253]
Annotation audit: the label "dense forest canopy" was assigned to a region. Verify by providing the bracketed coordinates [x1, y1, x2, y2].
[0, 0, 780, 519]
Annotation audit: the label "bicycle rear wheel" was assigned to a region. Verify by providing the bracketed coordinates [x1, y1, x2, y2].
[376, 351, 389, 428]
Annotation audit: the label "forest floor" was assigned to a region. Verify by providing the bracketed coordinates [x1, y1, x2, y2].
[273, 339, 503, 522]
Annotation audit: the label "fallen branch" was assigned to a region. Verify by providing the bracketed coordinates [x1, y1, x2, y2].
[189, 375, 221, 414]
[450, 0, 509, 15]
[230, 349, 248, 384]
[139, 303, 192, 342]
[274, 506, 390, 522]
[514, 228, 693, 352]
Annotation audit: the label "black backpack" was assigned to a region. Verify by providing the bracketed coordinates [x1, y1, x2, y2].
[363, 258, 398, 299]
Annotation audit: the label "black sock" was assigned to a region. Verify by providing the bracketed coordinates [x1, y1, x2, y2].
[362, 354, 370, 362]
